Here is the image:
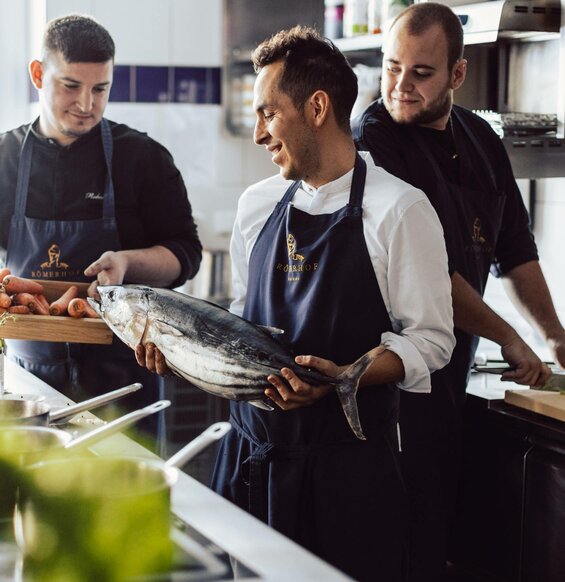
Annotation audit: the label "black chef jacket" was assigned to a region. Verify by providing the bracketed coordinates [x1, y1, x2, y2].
[0, 120, 202, 286]
[352, 101, 538, 290]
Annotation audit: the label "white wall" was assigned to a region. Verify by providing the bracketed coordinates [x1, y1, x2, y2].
[0, 0, 37, 133]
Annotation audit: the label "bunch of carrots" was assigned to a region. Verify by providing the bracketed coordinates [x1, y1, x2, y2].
[0, 268, 98, 319]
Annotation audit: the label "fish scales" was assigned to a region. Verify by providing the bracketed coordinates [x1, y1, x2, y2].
[89, 285, 375, 440]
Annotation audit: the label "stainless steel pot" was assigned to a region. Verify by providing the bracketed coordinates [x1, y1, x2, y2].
[15, 421, 231, 582]
[0, 382, 142, 426]
[0, 400, 170, 525]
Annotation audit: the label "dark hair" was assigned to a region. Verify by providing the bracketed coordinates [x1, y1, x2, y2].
[252, 25, 358, 132]
[391, 3, 464, 70]
[42, 14, 115, 63]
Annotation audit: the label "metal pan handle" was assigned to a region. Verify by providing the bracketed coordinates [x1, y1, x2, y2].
[49, 383, 143, 424]
[63, 399, 170, 451]
[165, 421, 231, 468]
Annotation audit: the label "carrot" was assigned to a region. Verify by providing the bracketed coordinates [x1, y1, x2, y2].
[82, 300, 99, 319]
[8, 305, 30, 314]
[2, 276, 44, 295]
[0, 292, 11, 309]
[0, 268, 11, 282]
[31, 298, 50, 316]
[13, 292, 39, 309]
[67, 297, 86, 318]
[36, 294, 51, 313]
[49, 285, 78, 316]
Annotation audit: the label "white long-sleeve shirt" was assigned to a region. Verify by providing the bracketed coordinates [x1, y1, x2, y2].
[230, 152, 455, 393]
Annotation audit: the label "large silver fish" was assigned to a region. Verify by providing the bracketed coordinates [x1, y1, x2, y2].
[88, 285, 374, 440]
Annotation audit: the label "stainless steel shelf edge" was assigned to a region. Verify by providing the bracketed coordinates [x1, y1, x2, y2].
[503, 136, 565, 178]
[332, 0, 560, 52]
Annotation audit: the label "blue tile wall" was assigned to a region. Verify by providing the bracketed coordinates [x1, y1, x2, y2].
[29, 65, 222, 105]
[110, 65, 131, 102]
[136, 66, 171, 103]
[116, 65, 221, 104]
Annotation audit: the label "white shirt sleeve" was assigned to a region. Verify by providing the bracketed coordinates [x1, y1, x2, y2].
[377, 198, 455, 392]
[229, 211, 248, 318]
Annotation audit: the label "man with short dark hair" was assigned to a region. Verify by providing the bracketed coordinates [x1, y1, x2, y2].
[211, 25, 455, 581]
[352, 3, 565, 580]
[0, 14, 202, 452]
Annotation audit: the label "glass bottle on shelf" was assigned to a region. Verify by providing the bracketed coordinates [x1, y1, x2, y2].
[368, 0, 382, 35]
[343, 0, 369, 37]
[324, 0, 345, 40]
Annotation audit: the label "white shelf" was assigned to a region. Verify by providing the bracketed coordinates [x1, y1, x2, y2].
[333, 34, 384, 53]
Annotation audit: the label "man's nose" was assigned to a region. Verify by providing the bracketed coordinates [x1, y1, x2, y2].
[76, 88, 94, 112]
[396, 72, 414, 93]
[254, 116, 269, 146]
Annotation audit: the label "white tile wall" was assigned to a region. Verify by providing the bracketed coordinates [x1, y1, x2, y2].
[0, 0, 31, 133]
[170, 0, 222, 66]
[95, 0, 170, 65]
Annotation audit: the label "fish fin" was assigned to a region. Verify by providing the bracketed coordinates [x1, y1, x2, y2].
[335, 352, 379, 441]
[257, 325, 285, 336]
[152, 319, 185, 338]
[248, 399, 275, 411]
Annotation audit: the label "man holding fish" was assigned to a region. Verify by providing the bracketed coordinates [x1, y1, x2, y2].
[0, 15, 202, 451]
[139, 26, 454, 581]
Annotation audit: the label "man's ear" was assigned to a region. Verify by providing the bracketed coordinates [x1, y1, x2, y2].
[307, 90, 330, 127]
[451, 58, 467, 91]
[29, 60, 44, 90]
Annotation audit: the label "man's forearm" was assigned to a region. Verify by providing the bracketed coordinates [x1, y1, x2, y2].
[501, 260, 564, 342]
[451, 271, 520, 345]
[122, 246, 182, 287]
[359, 346, 405, 387]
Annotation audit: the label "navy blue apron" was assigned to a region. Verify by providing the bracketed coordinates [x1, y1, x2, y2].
[5, 119, 164, 450]
[398, 110, 501, 581]
[212, 155, 408, 581]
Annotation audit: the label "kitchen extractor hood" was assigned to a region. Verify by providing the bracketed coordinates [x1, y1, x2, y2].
[450, 0, 561, 45]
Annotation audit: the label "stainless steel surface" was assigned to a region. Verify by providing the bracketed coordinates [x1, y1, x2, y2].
[502, 136, 565, 178]
[64, 400, 171, 450]
[451, 0, 560, 45]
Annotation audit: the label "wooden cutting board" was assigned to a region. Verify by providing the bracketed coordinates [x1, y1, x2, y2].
[505, 389, 565, 423]
[0, 281, 112, 345]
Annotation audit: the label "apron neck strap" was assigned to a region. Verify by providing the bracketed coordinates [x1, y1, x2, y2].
[14, 118, 116, 220]
[348, 153, 367, 208]
[451, 108, 497, 192]
[280, 153, 368, 207]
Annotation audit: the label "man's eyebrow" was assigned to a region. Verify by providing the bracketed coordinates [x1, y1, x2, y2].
[255, 102, 270, 113]
[385, 58, 437, 71]
[60, 76, 111, 86]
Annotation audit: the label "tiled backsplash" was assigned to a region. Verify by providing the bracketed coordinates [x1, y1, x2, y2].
[30, 65, 222, 104]
[112, 65, 222, 104]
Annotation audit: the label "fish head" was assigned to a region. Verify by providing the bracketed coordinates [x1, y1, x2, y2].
[89, 285, 156, 348]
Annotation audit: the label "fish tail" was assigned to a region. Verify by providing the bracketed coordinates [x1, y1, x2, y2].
[335, 351, 379, 440]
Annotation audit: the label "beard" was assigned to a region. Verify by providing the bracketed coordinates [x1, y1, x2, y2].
[384, 86, 452, 127]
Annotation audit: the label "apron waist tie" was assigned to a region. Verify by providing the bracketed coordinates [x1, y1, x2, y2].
[230, 413, 368, 522]
[243, 442, 275, 522]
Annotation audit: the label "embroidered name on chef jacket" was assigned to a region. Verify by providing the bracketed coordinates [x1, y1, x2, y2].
[275, 233, 318, 282]
[85, 192, 104, 200]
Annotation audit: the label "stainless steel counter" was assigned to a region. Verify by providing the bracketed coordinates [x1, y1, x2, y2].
[3, 358, 353, 582]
